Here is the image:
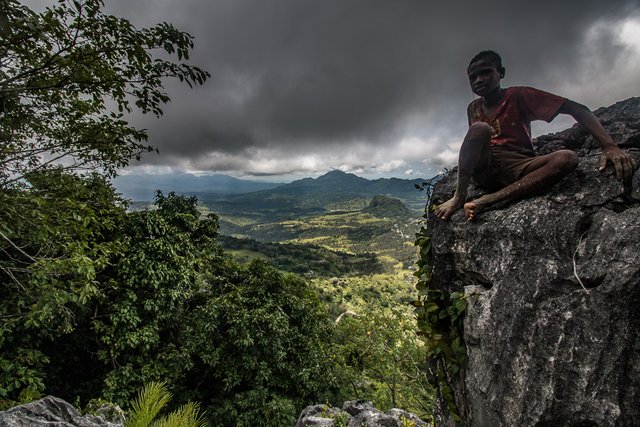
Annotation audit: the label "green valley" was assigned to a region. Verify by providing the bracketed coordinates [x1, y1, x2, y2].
[200, 179, 434, 416]
[133, 170, 429, 282]
[113, 171, 435, 420]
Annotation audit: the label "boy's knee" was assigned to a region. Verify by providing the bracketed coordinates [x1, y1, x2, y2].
[467, 122, 493, 141]
[557, 149, 579, 171]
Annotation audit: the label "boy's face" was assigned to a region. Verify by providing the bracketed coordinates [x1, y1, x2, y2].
[467, 59, 501, 97]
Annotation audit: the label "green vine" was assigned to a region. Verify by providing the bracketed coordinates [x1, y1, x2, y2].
[412, 176, 467, 422]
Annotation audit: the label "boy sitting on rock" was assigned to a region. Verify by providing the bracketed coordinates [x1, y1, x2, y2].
[435, 50, 636, 221]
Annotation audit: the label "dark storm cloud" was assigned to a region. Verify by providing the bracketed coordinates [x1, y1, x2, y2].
[101, 0, 640, 174]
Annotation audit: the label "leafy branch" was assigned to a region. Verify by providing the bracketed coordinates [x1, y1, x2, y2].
[0, 0, 210, 186]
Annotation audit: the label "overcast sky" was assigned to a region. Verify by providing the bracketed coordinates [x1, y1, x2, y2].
[33, 0, 640, 181]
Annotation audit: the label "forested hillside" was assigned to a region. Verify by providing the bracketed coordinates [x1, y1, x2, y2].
[170, 170, 429, 224]
[0, 1, 433, 425]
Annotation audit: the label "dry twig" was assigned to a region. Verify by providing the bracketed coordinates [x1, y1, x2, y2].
[573, 232, 590, 294]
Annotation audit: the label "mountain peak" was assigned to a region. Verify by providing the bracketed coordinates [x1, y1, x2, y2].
[318, 170, 350, 178]
[316, 170, 366, 182]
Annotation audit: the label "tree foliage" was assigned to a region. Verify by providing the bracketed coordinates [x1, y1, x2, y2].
[331, 303, 434, 419]
[86, 191, 223, 404]
[0, 169, 126, 400]
[0, 0, 209, 406]
[184, 260, 337, 426]
[0, 0, 209, 186]
[1, 182, 339, 424]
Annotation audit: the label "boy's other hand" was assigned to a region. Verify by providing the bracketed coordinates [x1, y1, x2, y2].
[599, 146, 637, 181]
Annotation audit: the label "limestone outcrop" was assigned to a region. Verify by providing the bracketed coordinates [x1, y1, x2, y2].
[0, 396, 123, 427]
[428, 97, 640, 426]
[294, 400, 428, 427]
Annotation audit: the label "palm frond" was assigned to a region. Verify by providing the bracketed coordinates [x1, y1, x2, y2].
[125, 382, 172, 427]
[152, 402, 207, 427]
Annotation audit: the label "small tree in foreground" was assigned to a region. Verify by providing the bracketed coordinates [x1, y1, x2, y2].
[125, 382, 206, 427]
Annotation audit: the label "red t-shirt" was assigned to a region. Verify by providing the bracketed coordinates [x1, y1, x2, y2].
[468, 86, 567, 154]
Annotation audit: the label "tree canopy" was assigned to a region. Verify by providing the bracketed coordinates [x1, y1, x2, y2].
[0, 0, 209, 186]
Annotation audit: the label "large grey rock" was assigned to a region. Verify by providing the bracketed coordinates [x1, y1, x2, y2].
[429, 98, 640, 426]
[294, 404, 347, 427]
[535, 96, 640, 153]
[295, 401, 428, 427]
[0, 396, 122, 427]
[388, 408, 430, 427]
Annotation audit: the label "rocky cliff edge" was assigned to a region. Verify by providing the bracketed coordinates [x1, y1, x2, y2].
[429, 97, 640, 427]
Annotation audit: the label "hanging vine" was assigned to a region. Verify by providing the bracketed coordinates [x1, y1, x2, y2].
[412, 175, 468, 423]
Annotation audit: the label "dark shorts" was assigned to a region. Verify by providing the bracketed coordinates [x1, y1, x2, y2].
[473, 146, 552, 191]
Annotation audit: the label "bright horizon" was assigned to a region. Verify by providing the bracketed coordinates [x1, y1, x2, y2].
[114, 166, 431, 185]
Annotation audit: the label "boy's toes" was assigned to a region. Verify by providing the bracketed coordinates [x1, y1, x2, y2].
[463, 202, 477, 221]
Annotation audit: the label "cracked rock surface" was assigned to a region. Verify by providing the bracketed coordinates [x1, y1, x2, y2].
[294, 401, 428, 427]
[429, 97, 640, 427]
[0, 396, 122, 427]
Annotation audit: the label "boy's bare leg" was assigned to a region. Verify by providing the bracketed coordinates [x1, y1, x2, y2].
[436, 122, 493, 219]
[464, 149, 578, 220]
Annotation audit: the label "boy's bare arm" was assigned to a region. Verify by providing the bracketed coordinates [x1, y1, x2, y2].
[559, 100, 636, 181]
[467, 103, 475, 126]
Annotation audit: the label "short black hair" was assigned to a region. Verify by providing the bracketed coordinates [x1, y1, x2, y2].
[468, 50, 503, 71]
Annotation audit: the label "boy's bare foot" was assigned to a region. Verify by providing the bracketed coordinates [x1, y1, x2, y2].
[463, 202, 478, 221]
[435, 196, 465, 220]
[464, 199, 488, 221]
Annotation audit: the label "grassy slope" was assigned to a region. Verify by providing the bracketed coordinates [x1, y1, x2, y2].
[218, 210, 420, 269]
[216, 206, 424, 318]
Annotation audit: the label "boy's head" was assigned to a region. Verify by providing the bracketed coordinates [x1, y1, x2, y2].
[467, 50, 505, 97]
[468, 50, 505, 78]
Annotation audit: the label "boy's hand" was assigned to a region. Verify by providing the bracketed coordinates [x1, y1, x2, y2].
[599, 146, 637, 181]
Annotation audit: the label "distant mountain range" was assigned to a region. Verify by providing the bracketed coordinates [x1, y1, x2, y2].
[264, 170, 422, 198]
[114, 170, 430, 216]
[112, 172, 283, 201]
